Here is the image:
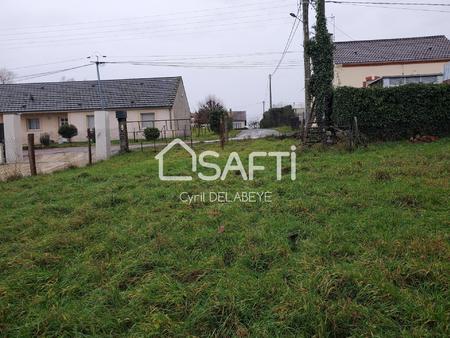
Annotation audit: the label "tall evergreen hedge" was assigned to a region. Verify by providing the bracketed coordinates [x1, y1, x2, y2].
[332, 84, 450, 140]
[260, 105, 296, 128]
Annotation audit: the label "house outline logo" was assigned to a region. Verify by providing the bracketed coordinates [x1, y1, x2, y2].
[155, 139, 197, 181]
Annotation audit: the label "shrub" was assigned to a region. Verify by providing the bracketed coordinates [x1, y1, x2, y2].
[333, 84, 450, 140]
[209, 109, 232, 134]
[260, 105, 296, 128]
[144, 127, 160, 141]
[58, 124, 78, 142]
[39, 133, 51, 147]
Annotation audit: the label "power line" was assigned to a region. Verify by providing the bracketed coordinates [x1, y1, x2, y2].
[16, 64, 92, 81]
[3, 16, 289, 50]
[333, 23, 356, 40]
[330, 2, 450, 12]
[4, 52, 301, 73]
[0, 4, 293, 40]
[108, 51, 299, 61]
[14, 60, 302, 82]
[9, 58, 86, 71]
[103, 60, 301, 69]
[0, 0, 289, 33]
[0, 13, 288, 44]
[272, 3, 302, 75]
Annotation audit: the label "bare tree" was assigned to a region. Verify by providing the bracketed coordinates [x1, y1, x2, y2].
[0, 68, 16, 84]
[196, 95, 227, 132]
[197, 96, 225, 118]
[192, 109, 209, 131]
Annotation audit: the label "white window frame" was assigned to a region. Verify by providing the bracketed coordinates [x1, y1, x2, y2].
[27, 118, 40, 130]
[141, 113, 155, 129]
[87, 115, 95, 130]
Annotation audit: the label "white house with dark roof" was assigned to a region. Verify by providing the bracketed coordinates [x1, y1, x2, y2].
[333, 35, 450, 88]
[0, 76, 190, 146]
[230, 111, 247, 129]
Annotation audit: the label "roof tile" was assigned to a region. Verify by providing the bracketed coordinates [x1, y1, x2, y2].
[0, 76, 181, 113]
[334, 35, 450, 65]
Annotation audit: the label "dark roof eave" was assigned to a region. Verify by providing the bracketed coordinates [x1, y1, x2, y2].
[0, 105, 173, 114]
[336, 57, 450, 67]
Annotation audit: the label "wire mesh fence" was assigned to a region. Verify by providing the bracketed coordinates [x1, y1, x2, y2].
[0, 118, 194, 180]
[126, 117, 192, 143]
[0, 149, 91, 181]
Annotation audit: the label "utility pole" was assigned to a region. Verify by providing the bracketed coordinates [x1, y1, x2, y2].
[88, 55, 107, 110]
[269, 74, 273, 109]
[262, 100, 266, 114]
[302, 0, 312, 126]
[330, 14, 336, 41]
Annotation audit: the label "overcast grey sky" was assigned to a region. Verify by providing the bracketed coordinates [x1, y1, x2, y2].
[1, 0, 449, 121]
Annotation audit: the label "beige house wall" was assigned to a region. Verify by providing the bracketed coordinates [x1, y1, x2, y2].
[334, 61, 449, 87]
[170, 79, 191, 136]
[18, 113, 67, 145]
[69, 108, 172, 142]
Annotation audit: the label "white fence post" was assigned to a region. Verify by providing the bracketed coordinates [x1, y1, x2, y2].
[4, 113, 23, 163]
[95, 110, 111, 161]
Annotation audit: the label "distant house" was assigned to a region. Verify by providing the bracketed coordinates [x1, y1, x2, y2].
[230, 111, 247, 129]
[334, 35, 450, 88]
[0, 77, 190, 145]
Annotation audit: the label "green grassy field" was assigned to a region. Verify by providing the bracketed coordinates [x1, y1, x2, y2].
[274, 125, 295, 134]
[0, 138, 449, 337]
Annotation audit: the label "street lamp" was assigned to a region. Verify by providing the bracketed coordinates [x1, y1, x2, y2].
[290, 13, 303, 22]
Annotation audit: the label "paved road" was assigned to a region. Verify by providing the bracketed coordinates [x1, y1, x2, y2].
[234, 128, 280, 140]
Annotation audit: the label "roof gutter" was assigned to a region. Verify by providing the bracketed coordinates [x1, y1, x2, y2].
[0, 105, 173, 114]
[339, 58, 450, 68]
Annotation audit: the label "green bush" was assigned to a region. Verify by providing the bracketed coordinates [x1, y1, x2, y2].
[333, 84, 450, 140]
[39, 133, 51, 147]
[58, 124, 78, 142]
[144, 127, 160, 141]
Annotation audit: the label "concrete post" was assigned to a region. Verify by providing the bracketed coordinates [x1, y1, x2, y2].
[0, 143, 5, 164]
[4, 113, 23, 163]
[94, 110, 111, 161]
